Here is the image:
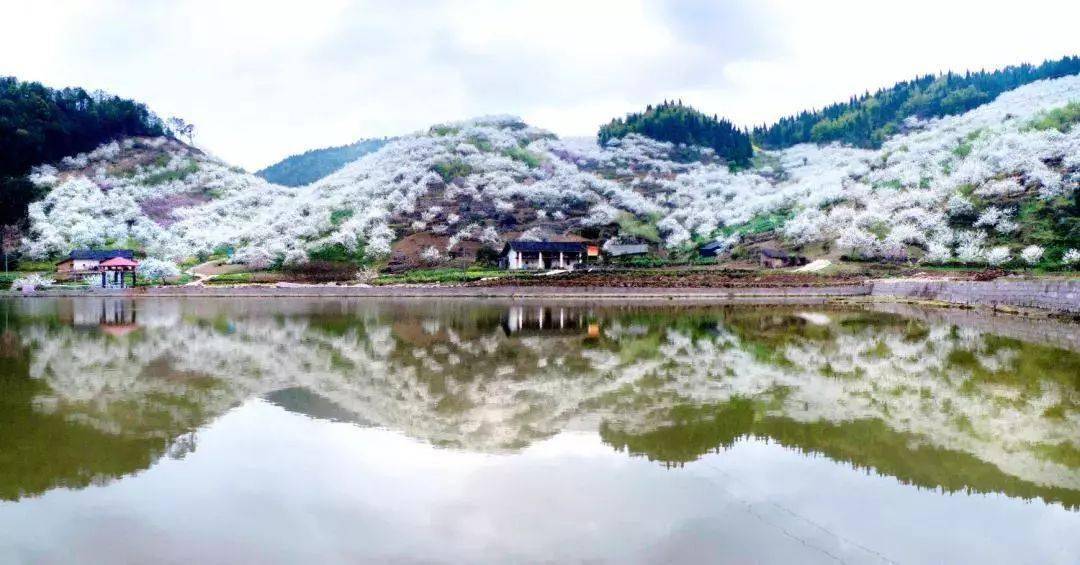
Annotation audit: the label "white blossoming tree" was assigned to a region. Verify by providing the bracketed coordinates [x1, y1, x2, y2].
[1020, 245, 1045, 266]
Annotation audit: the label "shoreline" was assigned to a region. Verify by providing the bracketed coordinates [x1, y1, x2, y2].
[11, 278, 1080, 316]
[13, 283, 873, 300]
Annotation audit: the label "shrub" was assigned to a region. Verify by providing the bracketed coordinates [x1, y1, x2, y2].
[330, 208, 354, 226]
[432, 160, 472, 182]
[1027, 101, 1080, 133]
[308, 242, 365, 264]
[617, 213, 661, 242]
[1063, 249, 1080, 267]
[15, 260, 55, 271]
[429, 125, 459, 137]
[0, 273, 20, 290]
[1020, 245, 1045, 265]
[207, 272, 253, 284]
[420, 246, 443, 265]
[12, 273, 53, 290]
[143, 160, 199, 186]
[283, 261, 358, 282]
[986, 246, 1011, 266]
[952, 141, 973, 158]
[503, 146, 541, 168]
[211, 245, 234, 259]
[372, 268, 508, 285]
[475, 245, 501, 267]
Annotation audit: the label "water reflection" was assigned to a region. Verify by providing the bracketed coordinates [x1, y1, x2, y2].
[0, 297, 1077, 513]
[500, 305, 597, 337]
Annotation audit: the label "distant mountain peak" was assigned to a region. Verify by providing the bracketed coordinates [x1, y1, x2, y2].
[256, 138, 390, 187]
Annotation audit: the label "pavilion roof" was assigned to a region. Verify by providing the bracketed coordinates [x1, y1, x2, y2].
[98, 256, 139, 268]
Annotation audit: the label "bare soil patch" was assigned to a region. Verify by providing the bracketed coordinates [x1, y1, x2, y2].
[467, 269, 869, 288]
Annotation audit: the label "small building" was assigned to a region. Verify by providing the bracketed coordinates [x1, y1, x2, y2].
[604, 243, 650, 258]
[96, 256, 139, 288]
[759, 248, 807, 268]
[698, 240, 726, 258]
[56, 249, 139, 288]
[500, 241, 593, 270]
[57, 249, 136, 273]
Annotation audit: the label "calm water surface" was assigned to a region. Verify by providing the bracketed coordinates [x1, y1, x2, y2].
[0, 297, 1077, 564]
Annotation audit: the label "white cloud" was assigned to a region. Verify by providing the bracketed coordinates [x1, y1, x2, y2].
[1, 0, 1076, 169]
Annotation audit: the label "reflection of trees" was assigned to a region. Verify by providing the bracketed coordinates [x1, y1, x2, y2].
[601, 397, 1080, 510]
[2, 299, 1078, 507]
[0, 341, 186, 501]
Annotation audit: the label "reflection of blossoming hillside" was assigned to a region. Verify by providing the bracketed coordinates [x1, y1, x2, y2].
[596, 309, 1079, 503]
[18, 300, 642, 452]
[6, 299, 1078, 506]
[600, 398, 1080, 510]
[0, 328, 201, 501]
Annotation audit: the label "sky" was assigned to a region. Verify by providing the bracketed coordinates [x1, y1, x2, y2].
[2, 0, 1078, 170]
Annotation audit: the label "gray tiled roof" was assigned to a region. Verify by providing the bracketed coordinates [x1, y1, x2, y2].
[62, 249, 136, 262]
[502, 241, 586, 254]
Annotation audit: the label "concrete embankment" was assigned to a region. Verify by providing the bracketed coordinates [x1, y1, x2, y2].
[131, 284, 873, 299]
[15, 278, 1080, 314]
[871, 278, 1080, 314]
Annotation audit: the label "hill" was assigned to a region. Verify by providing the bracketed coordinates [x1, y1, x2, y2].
[256, 138, 389, 187]
[18, 72, 1080, 271]
[0, 77, 166, 227]
[753, 55, 1080, 149]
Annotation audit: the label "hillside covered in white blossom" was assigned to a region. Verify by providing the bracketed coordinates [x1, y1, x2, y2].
[20, 75, 1080, 269]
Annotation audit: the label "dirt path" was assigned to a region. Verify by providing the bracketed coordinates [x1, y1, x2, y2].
[185, 259, 247, 286]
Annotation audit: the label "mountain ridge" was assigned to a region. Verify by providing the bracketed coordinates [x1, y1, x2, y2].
[13, 58, 1080, 270]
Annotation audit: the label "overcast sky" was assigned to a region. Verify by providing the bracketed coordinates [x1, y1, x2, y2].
[3, 0, 1077, 170]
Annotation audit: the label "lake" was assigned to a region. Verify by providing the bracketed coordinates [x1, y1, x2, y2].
[0, 297, 1077, 564]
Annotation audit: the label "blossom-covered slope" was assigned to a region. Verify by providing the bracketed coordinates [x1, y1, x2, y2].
[21, 75, 1080, 267]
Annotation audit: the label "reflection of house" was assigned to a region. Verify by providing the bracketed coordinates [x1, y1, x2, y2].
[499, 241, 598, 270]
[59, 298, 140, 335]
[97, 300, 138, 335]
[501, 306, 596, 336]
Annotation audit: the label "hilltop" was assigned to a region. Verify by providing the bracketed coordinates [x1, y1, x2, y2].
[0, 77, 166, 227]
[256, 138, 389, 187]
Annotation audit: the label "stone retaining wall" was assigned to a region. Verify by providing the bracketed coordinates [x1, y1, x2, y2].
[16, 279, 1080, 314]
[126, 284, 875, 299]
[871, 279, 1080, 314]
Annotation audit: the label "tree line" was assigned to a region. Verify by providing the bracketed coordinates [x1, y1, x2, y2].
[752, 55, 1080, 148]
[598, 100, 754, 165]
[0, 76, 166, 227]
